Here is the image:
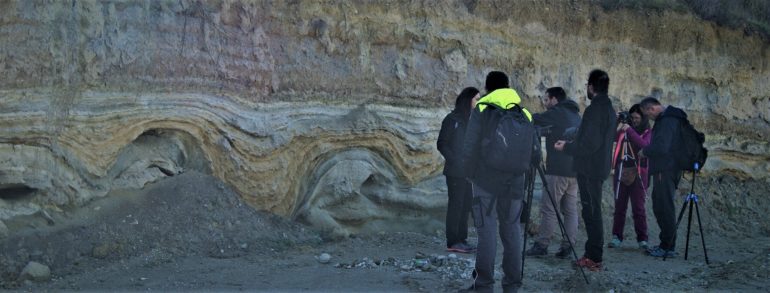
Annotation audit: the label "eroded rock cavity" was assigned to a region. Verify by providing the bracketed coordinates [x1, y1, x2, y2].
[1, 0, 769, 236]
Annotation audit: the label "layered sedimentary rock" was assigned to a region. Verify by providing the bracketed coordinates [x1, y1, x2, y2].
[0, 0, 768, 235]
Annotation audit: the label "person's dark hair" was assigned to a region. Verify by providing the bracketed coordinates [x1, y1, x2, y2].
[545, 87, 567, 102]
[455, 87, 479, 119]
[485, 71, 509, 92]
[629, 103, 650, 133]
[639, 97, 661, 110]
[588, 69, 609, 94]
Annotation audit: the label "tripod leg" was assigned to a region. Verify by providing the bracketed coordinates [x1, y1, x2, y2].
[685, 197, 694, 260]
[693, 198, 710, 264]
[538, 168, 572, 253]
[614, 170, 622, 200]
[537, 166, 589, 285]
[521, 171, 534, 279]
[664, 195, 690, 261]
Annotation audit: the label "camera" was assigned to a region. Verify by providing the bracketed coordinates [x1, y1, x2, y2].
[617, 111, 630, 124]
[535, 125, 552, 137]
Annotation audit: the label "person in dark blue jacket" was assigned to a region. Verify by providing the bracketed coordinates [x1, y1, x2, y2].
[639, 97, 687, 258]
[526, 87, 582, 259]
[437, 87, 480, 253]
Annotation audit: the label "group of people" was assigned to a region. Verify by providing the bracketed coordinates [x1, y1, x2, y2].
[437, 70, 692, 292]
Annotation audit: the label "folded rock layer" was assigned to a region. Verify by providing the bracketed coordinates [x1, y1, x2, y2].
[1, 0, 768, 235]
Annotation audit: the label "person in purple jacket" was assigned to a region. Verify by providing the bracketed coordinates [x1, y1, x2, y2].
[608, 104, 651, 250]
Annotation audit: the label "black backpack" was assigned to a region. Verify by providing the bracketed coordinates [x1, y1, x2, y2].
[478, 102, 538, 174]
[676, 117, 708, 172]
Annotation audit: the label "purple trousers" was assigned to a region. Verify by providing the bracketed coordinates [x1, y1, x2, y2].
[612, 177, 648, 242]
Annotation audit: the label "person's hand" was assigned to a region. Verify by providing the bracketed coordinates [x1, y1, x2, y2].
[638, 149, 646, 158]
[621, 123, 631, 131]
[554, 140, 566, 151]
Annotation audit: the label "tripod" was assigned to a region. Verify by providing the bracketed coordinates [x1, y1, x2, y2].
[522, 164, 589, 284]
[613, 132, 647, 199]
[663, 163, 709, 264]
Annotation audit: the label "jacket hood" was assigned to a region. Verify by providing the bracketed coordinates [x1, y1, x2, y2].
[477, 88, 521, 109]
[556, 99, 580, 113]
[659, 105, 687, 120]
[477, 88, 532, 121]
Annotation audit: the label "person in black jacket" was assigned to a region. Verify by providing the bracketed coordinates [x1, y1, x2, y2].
[638, 97, 686, 258]
[555, 69, 616, 271]
[437, 86, 480, 253]
[525, 87, 582, 258]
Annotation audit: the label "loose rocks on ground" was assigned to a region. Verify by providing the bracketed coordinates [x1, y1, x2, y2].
[19, 261, 50, 282]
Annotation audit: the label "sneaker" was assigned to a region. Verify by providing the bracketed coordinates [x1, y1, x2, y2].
[607, 235, 622, 248]
[525, 243, 548, 256]
[575, 257, 602, 272]
[647, 246, 678, 258]
[638, 241, 649, 250]
[447, 242, 475, 254]
[555, 246, 570, 259]
[462, 240, 477, 251]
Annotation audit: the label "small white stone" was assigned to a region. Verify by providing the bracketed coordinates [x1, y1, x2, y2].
[317, 253, 331, 264]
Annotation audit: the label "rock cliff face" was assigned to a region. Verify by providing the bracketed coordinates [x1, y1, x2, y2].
[1, 0, 768, 236]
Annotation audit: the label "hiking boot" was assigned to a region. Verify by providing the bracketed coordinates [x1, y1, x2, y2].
[502, 284, 520, 293]
[638, 241, 649, 250]
[646, 246, 678, 258]
[447, 242, 475, 254]
[525, 243, 548, 256]
[555, 246, 571, 259]
[575, 257, 602, 272]
[607, 235, 622, 248]
[458, 284, 493, 293]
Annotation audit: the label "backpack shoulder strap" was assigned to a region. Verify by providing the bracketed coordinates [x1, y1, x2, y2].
[477, 101, 502, 111]
[475, 102, 503, 139]
[503, 103, 533, 122]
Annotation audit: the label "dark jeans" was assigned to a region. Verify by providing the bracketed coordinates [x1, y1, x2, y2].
[612, 177, 648, 242]
[446, 176, 472, 247]
[651, 170, 681, 250]
[470, 178, 524, 291]
[577, 174, 605, 262]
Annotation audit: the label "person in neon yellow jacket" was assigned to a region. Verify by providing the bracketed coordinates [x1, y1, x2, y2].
[458, 71, 533, 293]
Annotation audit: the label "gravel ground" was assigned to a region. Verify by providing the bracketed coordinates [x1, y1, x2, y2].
[1, 171, 769, 292]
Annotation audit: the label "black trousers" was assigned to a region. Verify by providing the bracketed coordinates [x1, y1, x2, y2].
[577, 174, 605, 262]
[446, 176, 472, 247]
[651, 170, 682, 250]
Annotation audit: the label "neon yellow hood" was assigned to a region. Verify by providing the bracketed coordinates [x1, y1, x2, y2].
[477, 88, 532, 121]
